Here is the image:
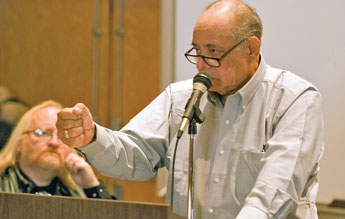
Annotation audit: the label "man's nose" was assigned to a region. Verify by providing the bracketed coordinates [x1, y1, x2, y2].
[196, 58, 210, 72]
[47, 134, 59, 149]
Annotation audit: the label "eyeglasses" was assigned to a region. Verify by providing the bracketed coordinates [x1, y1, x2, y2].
[184, 38, 247, 67]
[23, 128, 57, 142]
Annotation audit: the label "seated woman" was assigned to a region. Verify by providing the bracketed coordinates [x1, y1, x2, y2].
[0, 100, 115, 199]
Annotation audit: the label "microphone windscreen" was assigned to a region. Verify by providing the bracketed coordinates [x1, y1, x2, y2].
[193, 72, 212, 89]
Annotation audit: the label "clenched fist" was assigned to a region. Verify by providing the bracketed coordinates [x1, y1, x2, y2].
[56, 103, 95, 148]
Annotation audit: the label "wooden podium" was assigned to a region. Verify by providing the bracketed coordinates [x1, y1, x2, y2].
[0, 192, 185, 219]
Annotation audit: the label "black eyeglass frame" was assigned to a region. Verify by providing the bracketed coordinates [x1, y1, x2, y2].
[184, 38, 247, 67]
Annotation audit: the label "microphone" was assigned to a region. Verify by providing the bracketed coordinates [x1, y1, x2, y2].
[177, 72, 212, 139]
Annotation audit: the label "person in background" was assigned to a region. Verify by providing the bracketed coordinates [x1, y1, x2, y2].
[56, 0, 324, 218]
[0, 85, 29, 149]
[0, 100, 115, 199]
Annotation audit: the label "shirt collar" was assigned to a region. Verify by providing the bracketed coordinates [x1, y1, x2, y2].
[13, 163, 33, 192]
[14, 163, 60, 195]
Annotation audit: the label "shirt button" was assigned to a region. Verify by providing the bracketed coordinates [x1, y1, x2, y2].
[219, 149, 224, 155]
[225, 120, 230, 125]
[208, 208, 214, 214]
[243, 105, 246, 110]
[214, 177, 219, 183]
[99, 188, 103, 193]
[92, 193, 97, 198]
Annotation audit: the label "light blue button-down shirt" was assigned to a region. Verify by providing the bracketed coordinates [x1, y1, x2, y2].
[80, 57, 324, 219]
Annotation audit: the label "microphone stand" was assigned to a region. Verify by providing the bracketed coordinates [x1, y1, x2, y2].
[187, 104, 205, 219]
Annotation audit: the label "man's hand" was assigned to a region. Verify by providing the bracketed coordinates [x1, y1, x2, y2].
[65, 153, 100, 188]
[56, 103, 95, 148]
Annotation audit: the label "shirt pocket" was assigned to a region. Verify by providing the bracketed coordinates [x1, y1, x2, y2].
[235, 149, 263, 205]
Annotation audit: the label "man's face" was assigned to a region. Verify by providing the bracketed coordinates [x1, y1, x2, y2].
[192, 10, 255, 96]
[19, 107, 71, 171]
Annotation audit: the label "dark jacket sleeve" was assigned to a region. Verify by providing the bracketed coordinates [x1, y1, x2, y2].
[83, 179, 117, 200]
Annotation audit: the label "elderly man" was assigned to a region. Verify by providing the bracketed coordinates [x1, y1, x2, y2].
[56, 0, 323, 218]
[0, 100, 114, 199]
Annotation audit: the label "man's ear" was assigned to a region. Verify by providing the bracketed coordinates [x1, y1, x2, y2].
[248, 36, 261, 60]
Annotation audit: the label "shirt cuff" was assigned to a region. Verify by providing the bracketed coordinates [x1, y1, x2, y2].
[236, 206, 268, 219]
[83, 180, 116, 200]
